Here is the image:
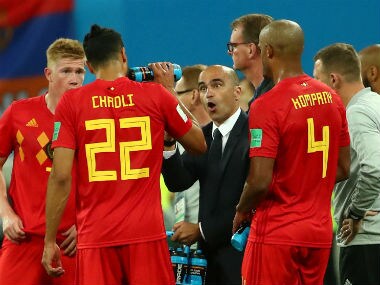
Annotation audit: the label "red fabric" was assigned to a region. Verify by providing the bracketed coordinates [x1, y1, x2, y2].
[0, 95, 76, 241]
[0, 235, 75, 285]
[76, 239, 174, 285]
[0, 0, 73, 27]
[248, 75, 350, 248]
[53, 77, 192, 248]
[242, 241, 330, 285]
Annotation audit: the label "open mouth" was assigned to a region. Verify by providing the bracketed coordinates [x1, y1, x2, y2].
[207, 102, 216, 112]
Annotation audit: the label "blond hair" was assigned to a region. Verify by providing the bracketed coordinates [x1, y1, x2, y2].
[46, 38, 85, 68]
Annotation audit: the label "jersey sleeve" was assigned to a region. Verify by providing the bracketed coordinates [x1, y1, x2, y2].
[0, 104, 15, 157]
[159, 86, 192, 138]
[52, 92, 76, 150]
[248, 98, 279, 158]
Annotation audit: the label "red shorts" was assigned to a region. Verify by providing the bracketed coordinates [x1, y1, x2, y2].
[241, 241, 330, 285]
[76, 238, 174, 285]
[0, 236, 75, 285]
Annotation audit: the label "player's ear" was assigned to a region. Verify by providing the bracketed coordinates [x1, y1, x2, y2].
[121, 47, 127, 63]
[330, 73, 341, 89]
[234, 85, 242, 102]
[44, 67, 52, 82]
[368, 65, 378, 81]
[266, 44, 274, 59]
[248, 43, 257, 59]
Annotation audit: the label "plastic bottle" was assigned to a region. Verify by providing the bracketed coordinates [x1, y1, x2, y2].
[171, 247, 188, 285]
[183, 246, 191, 285]
[127, 64, 182, 82]
[231, 225, 250, 252]
[187, 249, 207, 285]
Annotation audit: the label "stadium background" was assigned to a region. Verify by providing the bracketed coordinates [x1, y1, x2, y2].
[1, 0, 380, 112]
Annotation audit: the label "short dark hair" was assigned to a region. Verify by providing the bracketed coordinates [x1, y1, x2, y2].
[314, 43, 361, 82]
[231, 14, 273, 44]
[83, 24, 124, 70]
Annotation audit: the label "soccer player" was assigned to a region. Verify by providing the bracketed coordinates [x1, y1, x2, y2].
[41, 25, 206, 285]
[232, 20, 351, 285]
[0, 38, 85, 285]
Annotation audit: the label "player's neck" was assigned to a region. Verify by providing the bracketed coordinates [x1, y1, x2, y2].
[95, 62, 126, 81]
[339, 81, 365, 107]
[272, 61, 303, 84]
[372, 82, 380, 94]
[242, 61, 264, 89]
[45, 92, 60, 114]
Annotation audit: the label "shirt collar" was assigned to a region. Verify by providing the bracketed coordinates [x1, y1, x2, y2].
[212, 108, 241, 138]
[347, 87, 372, 109]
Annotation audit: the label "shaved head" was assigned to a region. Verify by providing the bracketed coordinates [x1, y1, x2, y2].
[201, 65, 240, 86]
[258, 19, 304, 81]
[359, 44, 380, 93]
[359, 44, 380, 69]
[259, 20, 304, 58]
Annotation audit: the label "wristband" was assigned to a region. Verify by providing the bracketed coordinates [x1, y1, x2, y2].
[347, 208, 363, 220]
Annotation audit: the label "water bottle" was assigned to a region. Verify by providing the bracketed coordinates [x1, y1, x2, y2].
[170, 248, 180, 283]
[183, 246, 191, 285]
[231, 225, 250, 252]
[171, 248, 188, 285]
[187, 249, 207, 285]
[128, 64, 182, 82]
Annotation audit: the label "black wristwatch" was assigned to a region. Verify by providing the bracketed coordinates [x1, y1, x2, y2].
[164, 139, 176, 147]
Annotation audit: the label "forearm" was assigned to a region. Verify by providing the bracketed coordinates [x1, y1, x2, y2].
[0, 193, 15, 218]
[0, 165, 14, 218]
[162, 151, 198, 191]
[45, 173, 71, 243]
[236, 182, 267, 213]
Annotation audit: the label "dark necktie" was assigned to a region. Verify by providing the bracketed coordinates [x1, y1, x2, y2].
[209, 128, 223, 162]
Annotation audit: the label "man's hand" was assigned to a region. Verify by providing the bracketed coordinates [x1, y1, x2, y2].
[2, 212, 26, 244]
[232, 211, 251, 234]
[339, 218, 358, 244]
[60, 225, 76, 257]
[42, 242, 65, 277]
[339, 210, 379, 244]
[149, 62, 175, 91]
[172, 221, 201, 246]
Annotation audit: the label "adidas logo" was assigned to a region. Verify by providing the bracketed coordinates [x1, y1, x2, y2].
[26, 118, 38, 127]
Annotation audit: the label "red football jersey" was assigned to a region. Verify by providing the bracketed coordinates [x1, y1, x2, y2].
[248, 75, 350, 248]
[53, 77, 192, 249]
[0, 95, 76, 244]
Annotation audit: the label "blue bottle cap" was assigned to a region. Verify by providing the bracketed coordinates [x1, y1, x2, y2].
[172, 64, 182, 81]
